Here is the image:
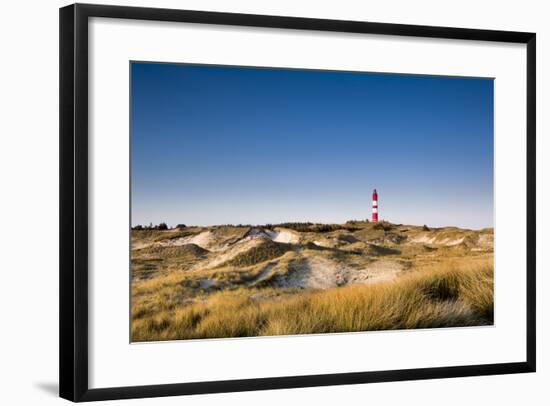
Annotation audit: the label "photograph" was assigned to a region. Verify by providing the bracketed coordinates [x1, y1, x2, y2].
[130, 62, 494, 342]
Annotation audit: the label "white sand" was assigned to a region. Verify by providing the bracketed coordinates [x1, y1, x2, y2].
[278, 255, 403, 289]
[266, 228, 299, 244]
[411, 233, 464, 246]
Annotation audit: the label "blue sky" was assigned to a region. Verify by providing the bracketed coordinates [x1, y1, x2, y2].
[131, 62, 493, 229]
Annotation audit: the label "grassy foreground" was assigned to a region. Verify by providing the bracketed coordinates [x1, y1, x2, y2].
[132, 260, 493, 341]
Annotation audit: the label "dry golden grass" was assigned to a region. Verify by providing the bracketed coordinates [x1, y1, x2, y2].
[130, 223, 493, 341]
[131, 260, 493, 342]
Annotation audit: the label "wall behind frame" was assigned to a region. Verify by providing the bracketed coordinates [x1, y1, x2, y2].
[0, 0, 546, 405]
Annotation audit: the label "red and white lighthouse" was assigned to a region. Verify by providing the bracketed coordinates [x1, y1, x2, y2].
[372, 189, 378, 223]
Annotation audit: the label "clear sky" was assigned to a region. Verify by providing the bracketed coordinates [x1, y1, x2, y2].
[131, 62, 493, 229]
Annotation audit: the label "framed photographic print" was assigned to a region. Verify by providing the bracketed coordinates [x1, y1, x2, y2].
[59, 3, 536, 402]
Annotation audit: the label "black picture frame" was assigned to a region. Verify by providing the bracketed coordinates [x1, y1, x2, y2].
[59, 3, 536, 402]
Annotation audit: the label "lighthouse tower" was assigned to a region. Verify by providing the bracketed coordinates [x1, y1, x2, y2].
[372, 189, 378, 223]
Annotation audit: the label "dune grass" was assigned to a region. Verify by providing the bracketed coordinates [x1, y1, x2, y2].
[131, 261, 493, 342]
[224, 240, 293, 268]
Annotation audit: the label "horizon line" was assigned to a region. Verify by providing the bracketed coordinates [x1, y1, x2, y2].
[130, 220, 494, 232]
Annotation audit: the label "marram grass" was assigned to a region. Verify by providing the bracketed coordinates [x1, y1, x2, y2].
[131, 261, 493, 342]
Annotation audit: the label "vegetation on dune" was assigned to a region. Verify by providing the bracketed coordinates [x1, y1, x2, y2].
[131, 228, 195, 242]
[136, 243, 209, 259]
[131, 261, 493, 341]
[130, 221, 494, 341]
[131, 258, 162, 280]
[261, 222, 362, 233]
[132, 222, 169, 231]
[224, 240, 293, 267]
[365, 243, 401, 256]
[372, 221, 394, 231]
